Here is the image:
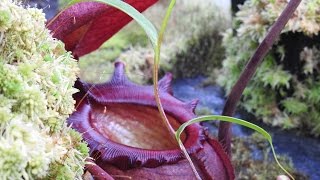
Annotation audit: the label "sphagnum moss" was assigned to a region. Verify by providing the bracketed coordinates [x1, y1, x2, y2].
[0, 0, 88, 179]
[218, 0, 320, 136]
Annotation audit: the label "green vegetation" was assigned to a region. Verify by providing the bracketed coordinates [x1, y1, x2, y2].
[217, 0, 320, 136]
[0, 1, 88, 179]
[78, 0, 229, 83]
[232, 133, 306, 179]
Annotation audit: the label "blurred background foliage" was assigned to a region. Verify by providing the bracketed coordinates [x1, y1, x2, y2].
[216, 0, 320, 136]
[59, 0, 231, 84]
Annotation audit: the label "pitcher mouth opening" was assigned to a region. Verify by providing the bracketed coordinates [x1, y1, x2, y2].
[89, 103, 187, 150]
[68, 61, 203, 169]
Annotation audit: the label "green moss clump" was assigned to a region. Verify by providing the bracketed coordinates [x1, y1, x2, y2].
[163, 1, 229, 78]
[217, 0, 320, 136]
[0, 0, 88, 179]
[171, 29, 225, 78]
[0, 10, 11, 30]
[148, 0, 229, 79]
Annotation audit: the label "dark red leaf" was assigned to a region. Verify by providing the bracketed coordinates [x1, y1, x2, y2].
[46, 0, 158, 58]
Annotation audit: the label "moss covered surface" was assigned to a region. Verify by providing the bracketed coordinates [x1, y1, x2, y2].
[217, 0, 320, 136]
[171, 29, 225, 78]
[0, 1, 88, 179]
[231, 133, 307, 180]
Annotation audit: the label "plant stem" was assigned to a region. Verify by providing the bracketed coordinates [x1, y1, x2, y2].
[218, 0, 302, 156]
[153, 0, 202, 179]
[153, 0, 177, 142]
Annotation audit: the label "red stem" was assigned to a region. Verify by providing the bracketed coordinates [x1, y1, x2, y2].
[218, 0, 302, 155]
[85, 159, 114, 180]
